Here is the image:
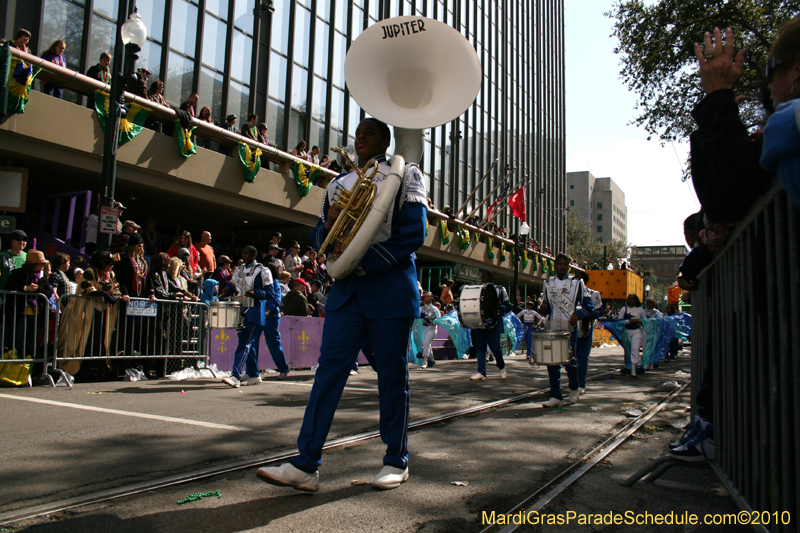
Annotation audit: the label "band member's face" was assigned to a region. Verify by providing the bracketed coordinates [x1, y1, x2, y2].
[627, 295, 637, 307]
[354, 119, 390, 164]
[555, 258, 570, 277]
[481, 272, 491, 284]
[423, 294, 433, 304]
[242, 249, 255, 263]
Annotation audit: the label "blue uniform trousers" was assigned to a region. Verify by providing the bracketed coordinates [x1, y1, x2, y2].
[291, 296, 413, 472]
[575, 325, 593, 388]
[232, 318, 289, 379]
[473, 322, 505, 376]
[547, 330, 578, 400]
[523, 324, 536, 358]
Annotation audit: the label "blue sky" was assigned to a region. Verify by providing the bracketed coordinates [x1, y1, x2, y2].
[564, 0, 701, 248]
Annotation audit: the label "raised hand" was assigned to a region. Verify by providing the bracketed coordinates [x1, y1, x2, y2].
[694, 27, 746, 95]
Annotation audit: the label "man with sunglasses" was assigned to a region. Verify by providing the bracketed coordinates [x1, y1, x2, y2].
[0, 230, 28, 291]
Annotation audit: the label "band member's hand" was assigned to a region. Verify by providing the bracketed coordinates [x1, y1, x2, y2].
[245, 290, 255, 297]
[569, 313, 579, 325]
[324, 204, 342, 232]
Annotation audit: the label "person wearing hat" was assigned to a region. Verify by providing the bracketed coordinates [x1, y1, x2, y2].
[110, 220, 141, 254]
[264, 244, 285, 275]
[271, 232, 282, 247]
[283, 277, 311, 316]
[0, 229, 28, 291]
[211, 255, 233, 297]
[4, 250, 51, 358]
[116, 232, 149, 299]
[176, 247, 201, 297]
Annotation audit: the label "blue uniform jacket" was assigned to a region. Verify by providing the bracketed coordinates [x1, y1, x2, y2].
[243, 266, 281, 325]
[312, 158, 427, 319]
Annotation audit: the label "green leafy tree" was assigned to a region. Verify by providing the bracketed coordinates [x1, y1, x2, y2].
[566, 210, 629, 268]
[606, 0, 800, 144]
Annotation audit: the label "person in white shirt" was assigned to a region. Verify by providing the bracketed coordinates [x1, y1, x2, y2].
[618, 294, 648, 377]
[517, 301, 544, 360]
[420, 292, 441, 368]
[644, 297, 663, 318]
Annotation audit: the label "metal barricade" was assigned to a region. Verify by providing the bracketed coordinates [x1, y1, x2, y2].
[0, 290, 52, 384]
[693, 181, 798, 532]
[53, 295, 208, 378]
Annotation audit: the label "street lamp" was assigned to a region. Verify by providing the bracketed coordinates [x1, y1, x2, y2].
[97, 6, 147, 251]
[512, 220, 531, 313]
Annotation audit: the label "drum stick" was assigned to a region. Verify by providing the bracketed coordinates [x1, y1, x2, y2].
[455, 159, 498, 219]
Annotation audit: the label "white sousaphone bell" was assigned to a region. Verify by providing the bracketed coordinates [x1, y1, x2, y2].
[322, 15, 482, 279]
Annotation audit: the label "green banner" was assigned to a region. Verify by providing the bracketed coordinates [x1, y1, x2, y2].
[438, 219, 450, 245]
[175, 119, 197, 158]
[5, 48, 40, 116]
[293, 160, 322, 196]
[94, 91, 151, 146]
[486, 237, 495, 259]
[457, 228, 470, 250]
[238, 142, 262, 183]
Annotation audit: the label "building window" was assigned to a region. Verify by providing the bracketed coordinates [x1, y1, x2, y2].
[597, 202, 603, 209]
[570, 200, 574, 206]
[570, 184, 574, 189]
[597, 214, 602, 221]
[597, 225, 603, 232]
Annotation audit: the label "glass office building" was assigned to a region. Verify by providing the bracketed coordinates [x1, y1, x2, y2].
[7, 0, 565, 251]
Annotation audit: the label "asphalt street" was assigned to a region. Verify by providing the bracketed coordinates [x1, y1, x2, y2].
[0, 346, 747, 532]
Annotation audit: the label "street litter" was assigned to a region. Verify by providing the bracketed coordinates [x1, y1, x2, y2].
[590, 406, 602, 411]
[661, 380, 680, 389]
[624, 408, 643, 417]
[351, 480, 367, 485]
[177, 491, 221, 505]
[125, 368, 147, 381]
[451, 481, 469, 486]
[167, 366, 230, 381]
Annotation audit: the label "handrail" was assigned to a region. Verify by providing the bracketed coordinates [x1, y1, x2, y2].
[9, 48, 337, 178]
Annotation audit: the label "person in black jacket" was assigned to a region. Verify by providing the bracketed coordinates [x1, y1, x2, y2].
[4, 250, 52, 358]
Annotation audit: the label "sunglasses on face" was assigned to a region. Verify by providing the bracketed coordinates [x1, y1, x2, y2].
[766, 57, 783, 83]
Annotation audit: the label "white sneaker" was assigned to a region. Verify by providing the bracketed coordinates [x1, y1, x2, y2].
[349, 369, 358, 376]
[568, 390, 580, 404]
[499, 368, 507, 379]
[542, 397, 563, 408]
[578, 387, 586, 395]
[256, 463, 319, 492]
[372, 465, 409, 490]
[421, 361, 427, 368]
[470, 373, 486, 381]
[222, 376, 240, 388]
[240, 375, 262, 386]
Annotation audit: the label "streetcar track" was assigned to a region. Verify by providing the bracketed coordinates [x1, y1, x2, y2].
[480, 382, 690, 533]
[0, 370, 620, 525]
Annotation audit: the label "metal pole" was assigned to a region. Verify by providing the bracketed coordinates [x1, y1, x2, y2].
[455, 159, 498, 219]
[467, 167, 515, 223]
[480, 177, 529, 230]
[513, 227, 520, 314]
[97, 0, 131, 252]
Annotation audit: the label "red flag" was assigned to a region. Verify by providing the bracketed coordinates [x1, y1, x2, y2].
[509, 185, 526, 221]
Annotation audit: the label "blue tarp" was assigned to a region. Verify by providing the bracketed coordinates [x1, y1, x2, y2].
[434, 309, 473, 359]
[599, 313, 691, 370]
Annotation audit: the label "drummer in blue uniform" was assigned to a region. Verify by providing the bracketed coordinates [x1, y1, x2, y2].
[517, 301, 544, 360]
[538, 253, 594, 407]
[470, 271, 510, 381]
[257, 117, 427, 492]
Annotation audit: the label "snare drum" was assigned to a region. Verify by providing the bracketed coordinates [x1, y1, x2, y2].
[231, 295, 255, 308]
[530, 330, 573, 365]
[458, 284, 500, 329]
[209, 301, 241, 329]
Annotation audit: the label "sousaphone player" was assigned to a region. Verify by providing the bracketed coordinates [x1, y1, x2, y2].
[257, 15, 481, 492]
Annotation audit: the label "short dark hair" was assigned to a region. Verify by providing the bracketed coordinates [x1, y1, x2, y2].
[311, 145, 319, 150]
[248, 113, 258, 121]
[626, 293, 642, 307]
[15, 29, 31, 40]
[555, 252, 572, 263]
[100, 51, 111, 61]
[362, 118, 391, 142]
[89, 250, 115, 270]
[151, 252, 171, 271]
[52, 252, 70, 269]
[311, 280, 322, 289]
[243, 245, 257, 256]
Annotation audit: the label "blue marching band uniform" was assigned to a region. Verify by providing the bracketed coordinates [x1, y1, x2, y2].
[470, 281, 510, 380]
[228, 260, 289, 384]
[257, 151, 428, 491]
[517, 306, 544, 360]
[541, 273, 595, 406]
[574, 286, 602, 391]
